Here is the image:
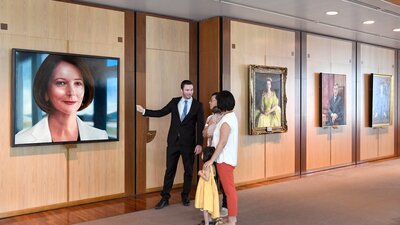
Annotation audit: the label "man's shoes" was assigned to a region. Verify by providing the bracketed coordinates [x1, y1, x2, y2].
[154, 198, 169, 209]
[181, 196, 190, 206]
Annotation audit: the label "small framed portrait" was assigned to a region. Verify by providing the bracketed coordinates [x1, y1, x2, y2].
[320, 73, 346, 127]
[370, 74, 392, 127]
[249, 65, 287, 135]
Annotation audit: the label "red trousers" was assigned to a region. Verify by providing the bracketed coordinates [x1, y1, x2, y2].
[216, 163, 237, 216]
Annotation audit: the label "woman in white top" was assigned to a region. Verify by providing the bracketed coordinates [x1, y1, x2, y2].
[204, 90, 238, 225]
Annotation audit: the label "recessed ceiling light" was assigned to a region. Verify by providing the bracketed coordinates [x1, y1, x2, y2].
[326, 11, 338, 15]
[363, 20, 375, 25]
[393, 28, 400, 32]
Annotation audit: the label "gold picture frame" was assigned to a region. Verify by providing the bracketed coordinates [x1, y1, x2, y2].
[370, 74, 392, 127]
[249, 65, 288, 135]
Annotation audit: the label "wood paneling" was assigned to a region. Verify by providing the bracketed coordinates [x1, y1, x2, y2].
[230, 21, 297, 183]
[199, 17, 220, 118]
[264, 28, 296, 179]
[0, 0, 126, 217]
[136, 15, 192, 192]
[146, 16, 189, 52]
[145, 49, 189, 189]
[0, 34, 68, 215]
[230, 21, 266, 184]
[135, 12, 147, 194]
[222, 17, 231, 91]
[0, 0, 67, 39]
[124, 11, 135, 196]
[359, 44, 395, 161]
[305, 34, 354, 171]
[66, 4, 125, 202]
[67, 3, 124, 44]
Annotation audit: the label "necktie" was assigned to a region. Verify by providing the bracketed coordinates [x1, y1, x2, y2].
[181, 100, 188, 121]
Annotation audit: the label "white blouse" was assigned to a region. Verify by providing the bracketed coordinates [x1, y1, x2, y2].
[212, 112, 238, 166]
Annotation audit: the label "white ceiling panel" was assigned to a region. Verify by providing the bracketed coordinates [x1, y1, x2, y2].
[78, 0, 400, 48]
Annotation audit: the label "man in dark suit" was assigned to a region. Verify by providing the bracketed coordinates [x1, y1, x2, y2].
[326, 83, 344, 126]
[136, 80, 204, 209]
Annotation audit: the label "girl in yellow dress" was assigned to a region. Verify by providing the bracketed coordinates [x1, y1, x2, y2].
[195, 147, 220, 225]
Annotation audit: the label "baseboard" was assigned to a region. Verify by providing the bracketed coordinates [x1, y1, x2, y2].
[0, 193, 125, 219]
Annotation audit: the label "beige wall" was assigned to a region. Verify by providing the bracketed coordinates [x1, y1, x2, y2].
[359, 44, 395, 161]
[0, 0, 125, 217]
[230, 21, 297, 184]
[305, 34, 354, 171]
[145, 16, 190, 190]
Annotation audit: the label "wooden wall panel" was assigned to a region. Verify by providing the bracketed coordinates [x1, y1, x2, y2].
[305, 36, 331, 170]
[124, 11, 135, 197]
[199, 17, 220, 118]
[67, 3, 124, 44]
[145, 50, 189, 189]
[0, 0, 126, 216]
[359, 44, 395, 161]
[230, 21, 297, 183]
[306, 35, 354, 171]
[0, 0, 67, 39]
[230, 21, 266, 183]
[0, 35, 68, 214]
[264, 28, 296, 179]
[67, 42, 125, 201]
[146, 16, 189, 52]
[145, 16, 190, 190]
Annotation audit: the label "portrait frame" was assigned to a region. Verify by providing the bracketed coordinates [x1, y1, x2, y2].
[320, 73, 347, 127]
[370, 74, 392, 127]
[249, 65, 287, 135]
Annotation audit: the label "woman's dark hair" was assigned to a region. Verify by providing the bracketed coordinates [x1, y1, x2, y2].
[180, 80, 193, 89]
[33, 54, 95, 113]
[216, 90, 235, 112]
[202, 147, 215, 162]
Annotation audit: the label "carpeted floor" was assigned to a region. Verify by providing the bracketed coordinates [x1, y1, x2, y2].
[77, 159, 400, 225]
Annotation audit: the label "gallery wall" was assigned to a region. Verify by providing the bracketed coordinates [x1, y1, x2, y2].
[358, 44, 396, 161]
[304, 34, 355, 171]
[0, 0, 399, 219]
[229, 20, 300, 183]
[200, 17, 399, 184]
[135, 13, 198, 194]
[0, 0, 126, 217]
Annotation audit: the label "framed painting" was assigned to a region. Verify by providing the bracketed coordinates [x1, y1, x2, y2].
[370, 74, 392, 127]
[320, 73, 346, 127]
[249, 65, 287, 135]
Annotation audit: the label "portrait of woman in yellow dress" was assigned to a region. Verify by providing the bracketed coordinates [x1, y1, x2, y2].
[256, 77, 281, 128]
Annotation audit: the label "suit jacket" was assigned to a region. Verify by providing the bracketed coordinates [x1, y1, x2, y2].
[144, 97, 204, 148]
[15, 116, 109, 144]
[327, 95, 344, 125]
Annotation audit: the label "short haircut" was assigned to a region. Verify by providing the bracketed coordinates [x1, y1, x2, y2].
[266, 77, 272, 83]
[216, 90, 235, 112]
[180, 80, 193, 89]
[33, 54, 95, 113]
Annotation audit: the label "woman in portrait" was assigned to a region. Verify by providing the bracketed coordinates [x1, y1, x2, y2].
[15, 54, 108, 144]
[257, 77, 281, 128]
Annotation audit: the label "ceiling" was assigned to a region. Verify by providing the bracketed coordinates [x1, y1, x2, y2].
[78, 0, 400, 49]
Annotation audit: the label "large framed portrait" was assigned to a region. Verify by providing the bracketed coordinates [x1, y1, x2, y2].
[249, 65, 287, 135]
[370, 74, 392, 127]
[320, 73, 346, 127]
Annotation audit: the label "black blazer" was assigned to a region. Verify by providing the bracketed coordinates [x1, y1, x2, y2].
[144, 97, 204, 148]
